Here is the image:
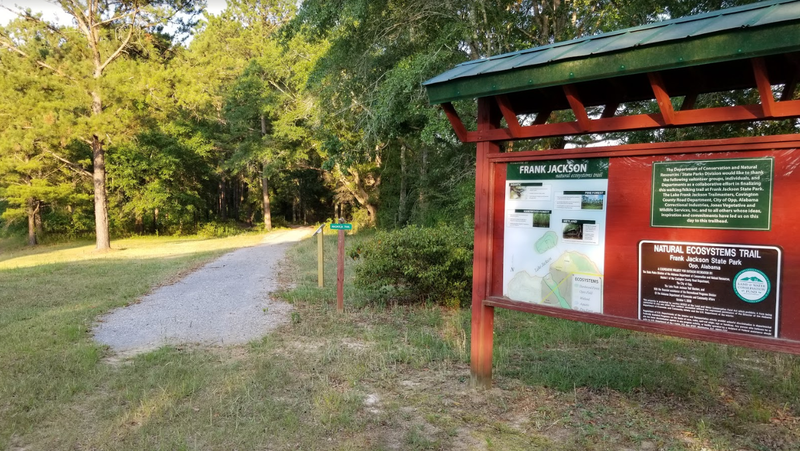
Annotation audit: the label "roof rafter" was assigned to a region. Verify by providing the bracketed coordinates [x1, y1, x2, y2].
[426, 0, 800, 142]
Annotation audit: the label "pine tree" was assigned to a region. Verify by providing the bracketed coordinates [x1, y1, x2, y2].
[0, 0, 202, 250]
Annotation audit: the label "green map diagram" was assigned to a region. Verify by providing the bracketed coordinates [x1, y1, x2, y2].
[503, 164, 608, 313]
[535, 231, 558, 254]
[506, 250, 601, 309]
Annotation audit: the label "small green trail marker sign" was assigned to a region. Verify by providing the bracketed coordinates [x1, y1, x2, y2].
[330, 223, 353, 230]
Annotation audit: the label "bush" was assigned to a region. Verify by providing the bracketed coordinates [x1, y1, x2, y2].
[352, 224, 473, 307]
[195, 220, 249, 238]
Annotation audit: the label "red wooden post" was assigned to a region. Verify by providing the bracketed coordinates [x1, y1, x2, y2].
[337, 229, 345, 312]
[471, 97, 501, 387]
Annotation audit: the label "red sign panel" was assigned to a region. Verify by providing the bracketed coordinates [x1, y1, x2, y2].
[485, 143, 800, 353]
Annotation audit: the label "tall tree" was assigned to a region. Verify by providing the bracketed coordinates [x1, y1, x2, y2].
[184, 0, 326, 230]
[0, 0, 202, 250]
[293, 0, 748, 227]
[0, 16, 89, 245]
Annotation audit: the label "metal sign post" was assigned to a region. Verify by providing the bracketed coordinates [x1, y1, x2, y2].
[330, 222, 353, 312]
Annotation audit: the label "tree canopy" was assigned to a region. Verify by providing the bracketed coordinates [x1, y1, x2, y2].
[0, 0, 782, 244]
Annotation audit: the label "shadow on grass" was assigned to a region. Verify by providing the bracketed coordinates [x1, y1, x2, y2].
[0, 248, 244, 448]
[491, 310, 800, 413]
[0, 238, 95, 264]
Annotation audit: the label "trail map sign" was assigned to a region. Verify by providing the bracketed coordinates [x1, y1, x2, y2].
[503, 159, 608, 313]
[485, 148, 800, 364]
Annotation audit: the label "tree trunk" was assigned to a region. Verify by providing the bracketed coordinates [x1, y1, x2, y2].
[260, 115, 273, 232]
[232, 178, 238, 219]
[261, 169, 272, 231]
[293, 179, 301, 223]
[134, 214, 143, 234]
[239, 177, 246, 220]
[419, 146, 428, 218]
[233, 176, 243, 219]
[91, 133, 111, 250]
[34, 202, 42, 237]
[219, 178, 227, 220]
[339, 169, 378, 226]
[26, 198, 37, 246]
[398, 144, 408, 225]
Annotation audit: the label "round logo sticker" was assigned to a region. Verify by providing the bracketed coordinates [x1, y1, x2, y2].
[733, 269, 770, 303]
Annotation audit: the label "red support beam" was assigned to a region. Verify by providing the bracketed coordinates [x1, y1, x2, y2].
[495, 95, 522, 137]
[441, 102, 469, 142]
[648, 72, 675, 125]
[752, 57, 776, 118]
[563, 84, 592, 132]
[774, 99, 800, 116]
[484, 296, 800, 356]
[486, 133, 800, 162]
[453, 100, 800, 143]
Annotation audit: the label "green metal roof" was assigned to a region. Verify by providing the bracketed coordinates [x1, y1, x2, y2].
[423, 0, 800, 105]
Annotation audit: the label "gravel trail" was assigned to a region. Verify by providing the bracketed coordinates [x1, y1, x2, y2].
[93, 227, 311, 356]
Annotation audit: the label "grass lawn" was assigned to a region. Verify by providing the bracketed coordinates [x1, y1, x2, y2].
[1, 231, 800, 450]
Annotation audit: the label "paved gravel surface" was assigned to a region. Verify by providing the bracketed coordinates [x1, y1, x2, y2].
[94, 228, 311, 356]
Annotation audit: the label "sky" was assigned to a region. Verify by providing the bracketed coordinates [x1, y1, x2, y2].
[0, 0, 229, 26]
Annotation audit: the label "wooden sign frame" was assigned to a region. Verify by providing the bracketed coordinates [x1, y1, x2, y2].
[470, 124, 800, 386]
[421, 2, 800, 386]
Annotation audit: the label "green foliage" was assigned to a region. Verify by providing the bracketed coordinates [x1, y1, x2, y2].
[195, 220, 251, 238]
[107, 122, 216, 234]
[352, 224, 473, 307]
[0, 0, 787, 244]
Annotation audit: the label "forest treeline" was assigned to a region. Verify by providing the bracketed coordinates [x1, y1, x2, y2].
[0, 0, 781, 248]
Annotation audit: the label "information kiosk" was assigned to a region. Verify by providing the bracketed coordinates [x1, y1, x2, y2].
[423, 0, 800, 386]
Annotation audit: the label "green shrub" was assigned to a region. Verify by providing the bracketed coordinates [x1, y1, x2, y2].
[196, 220, 248, 238]
[352, 224, 473, 307]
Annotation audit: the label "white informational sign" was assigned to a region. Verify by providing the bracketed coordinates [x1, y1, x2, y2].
[503, 158, 610, 313]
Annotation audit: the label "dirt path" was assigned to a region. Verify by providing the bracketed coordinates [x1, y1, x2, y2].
[93, 227, 312, 356]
